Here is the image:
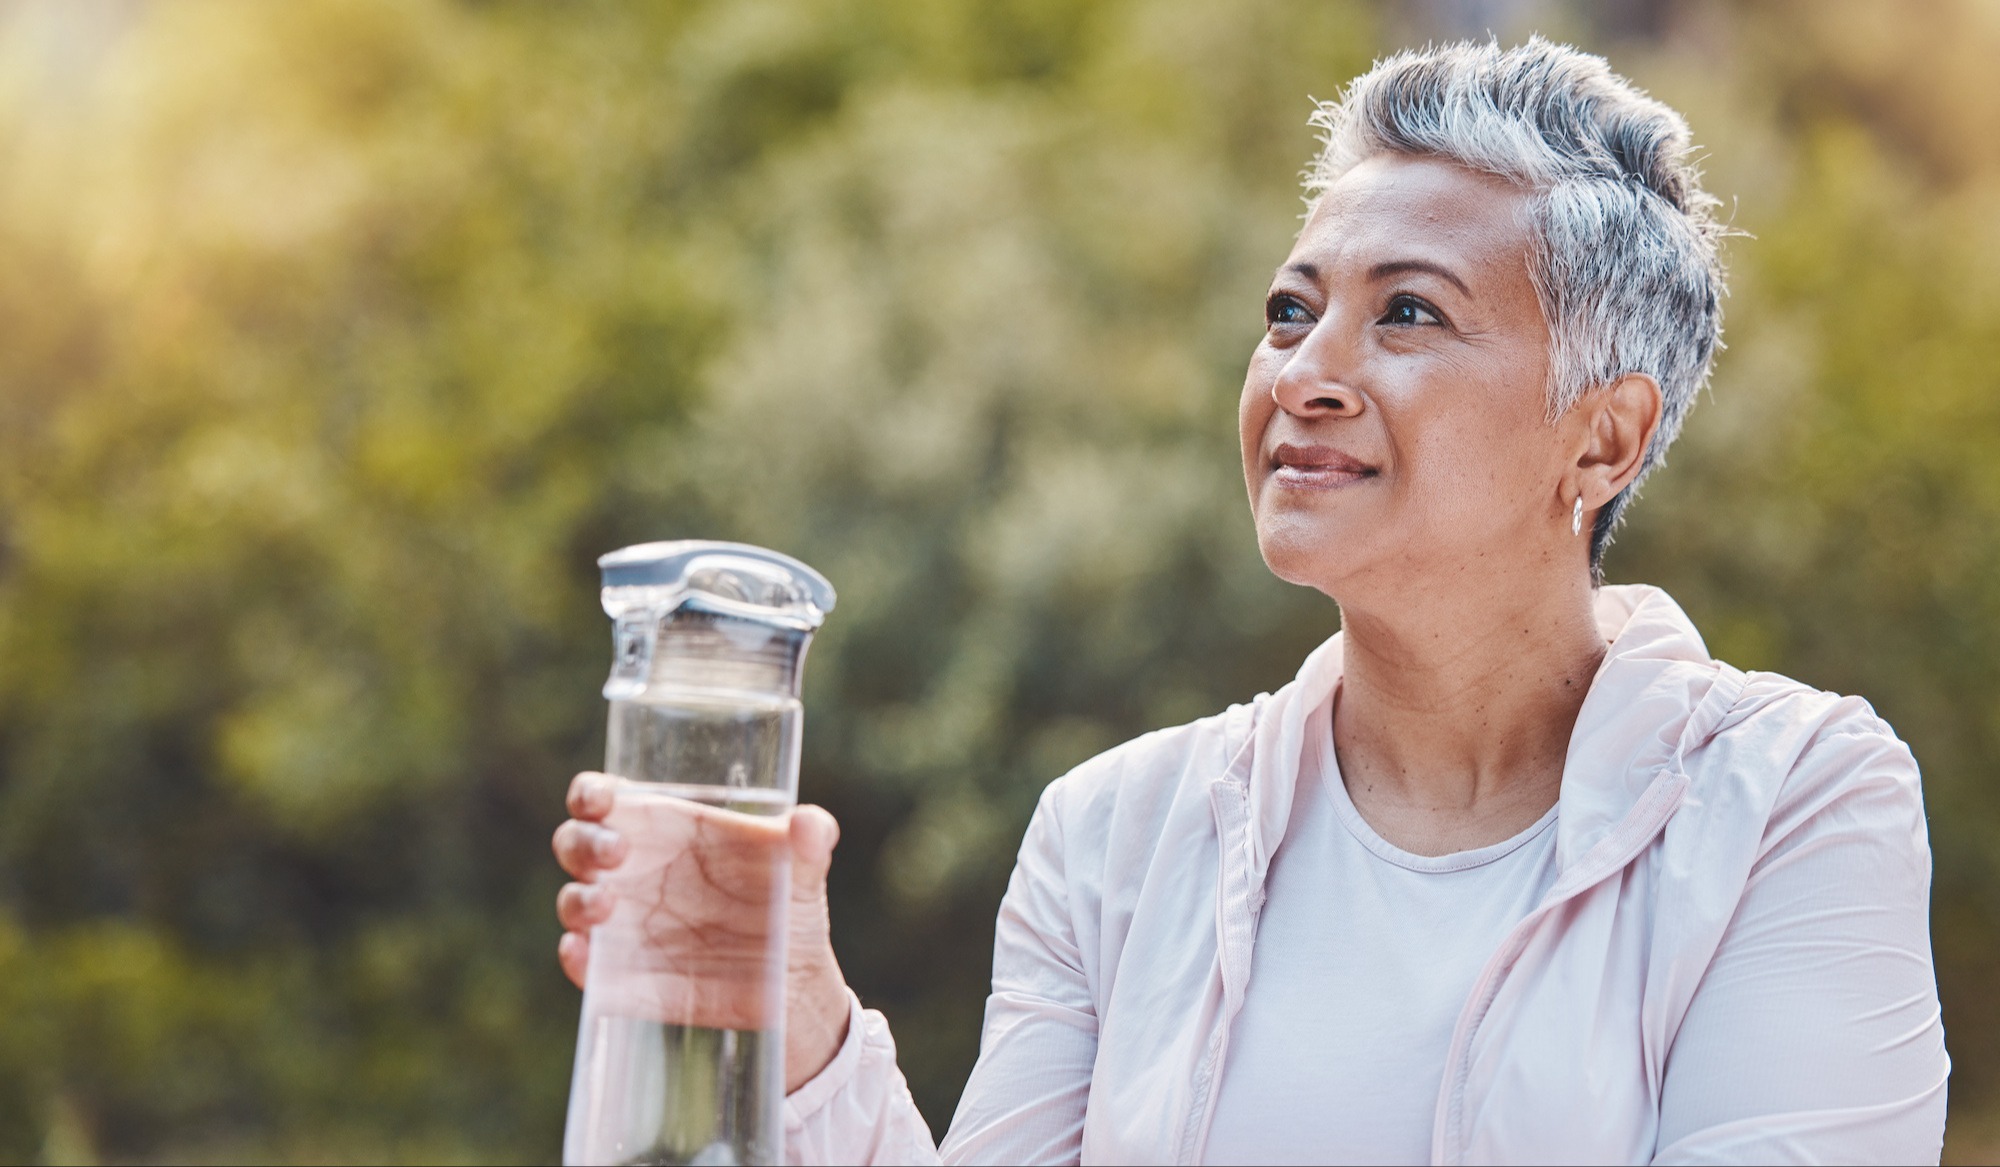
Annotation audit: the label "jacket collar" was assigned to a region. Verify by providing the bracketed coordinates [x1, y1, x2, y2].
[1221, 584, 1737, 889]
[1555, 584, 1741, 869]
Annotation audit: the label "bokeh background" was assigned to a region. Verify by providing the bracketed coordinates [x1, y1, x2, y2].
[2, 0, 1998, 1161]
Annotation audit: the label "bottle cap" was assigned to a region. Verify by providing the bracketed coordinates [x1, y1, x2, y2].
[598, 540, 835, 629]
[597, 541, 835, 700]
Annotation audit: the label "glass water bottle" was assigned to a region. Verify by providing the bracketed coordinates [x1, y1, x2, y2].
[563, 541, 835, 1167]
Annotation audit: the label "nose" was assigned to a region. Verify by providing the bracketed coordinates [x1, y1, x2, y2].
[1270, 324, 1364, 419]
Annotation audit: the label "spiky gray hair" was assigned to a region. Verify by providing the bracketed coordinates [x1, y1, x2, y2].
[1306, 38, 1726, 575]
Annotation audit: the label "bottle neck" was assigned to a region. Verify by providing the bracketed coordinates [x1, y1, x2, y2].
[607, 606, 812, 702]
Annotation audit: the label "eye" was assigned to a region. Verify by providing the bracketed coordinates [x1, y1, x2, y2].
[1265, 293, 1315, 329]
[1379, 294, 1444, 327]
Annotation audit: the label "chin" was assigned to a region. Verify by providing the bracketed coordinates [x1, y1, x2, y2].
[1255, 516, 1355, 595]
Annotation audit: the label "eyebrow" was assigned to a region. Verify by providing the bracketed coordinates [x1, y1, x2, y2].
[1279, 258, 1475, 297]
[1369, 259, 1472, 297]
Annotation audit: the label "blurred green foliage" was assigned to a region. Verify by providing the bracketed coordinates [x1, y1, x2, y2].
[0, 0, 1997, 1161]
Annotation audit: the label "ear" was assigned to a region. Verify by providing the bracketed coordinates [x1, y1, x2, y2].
[1564, 372, 1663, 512]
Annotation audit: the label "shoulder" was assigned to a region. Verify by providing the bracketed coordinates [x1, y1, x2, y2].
[1039, 702, 1250, 826]
[1699, 668, 1926, 867]
[1019, 700, 1254, 871]
[1718, 669, 1917, 785]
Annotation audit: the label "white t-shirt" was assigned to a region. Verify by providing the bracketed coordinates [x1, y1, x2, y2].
[1202, 696, 1560, 1166]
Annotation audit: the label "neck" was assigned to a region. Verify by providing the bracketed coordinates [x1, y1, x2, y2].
[1329, 565, 1607, 855]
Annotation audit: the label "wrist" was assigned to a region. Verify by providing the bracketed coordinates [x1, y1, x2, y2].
[785, 953, 851, 1093]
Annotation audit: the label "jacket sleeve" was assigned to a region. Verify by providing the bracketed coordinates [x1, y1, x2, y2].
[939, 781, 1099, 1164]
[1651, 716, 1950, 1165]
[783, 989, 940, 1166]
[786, 783, 1097, 1166]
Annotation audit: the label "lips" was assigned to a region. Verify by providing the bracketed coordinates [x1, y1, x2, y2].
[1269, 442, 1376, 489]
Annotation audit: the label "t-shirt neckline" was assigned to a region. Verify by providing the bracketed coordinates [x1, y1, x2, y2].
[1307, 691, 1559, 875]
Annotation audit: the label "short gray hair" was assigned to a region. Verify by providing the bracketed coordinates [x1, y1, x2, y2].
[1306, 37, 1726, 575]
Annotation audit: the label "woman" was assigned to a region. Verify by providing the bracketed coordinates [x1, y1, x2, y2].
[553, 39, 1949, 1165]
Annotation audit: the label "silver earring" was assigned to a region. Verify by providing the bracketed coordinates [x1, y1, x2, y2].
[1572, 496, 1584, 537]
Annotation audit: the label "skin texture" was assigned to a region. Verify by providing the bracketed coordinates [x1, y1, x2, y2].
[552, 151, 1666, 1091]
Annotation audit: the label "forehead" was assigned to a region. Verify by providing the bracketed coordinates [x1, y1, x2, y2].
[1289, 154, 1535, 278]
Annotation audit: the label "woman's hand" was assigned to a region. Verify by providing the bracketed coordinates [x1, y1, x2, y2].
[553, 772, 854, 1093]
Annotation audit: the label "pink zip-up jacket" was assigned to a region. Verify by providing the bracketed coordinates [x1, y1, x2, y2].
[784, 585, 1949, 1164]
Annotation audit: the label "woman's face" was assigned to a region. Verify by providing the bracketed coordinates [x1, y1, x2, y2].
[1241, 153, 1568, 600]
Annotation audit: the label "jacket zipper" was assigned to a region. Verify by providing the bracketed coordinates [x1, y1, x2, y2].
[1429, 769, 1690, 1165]
[1181, 778, 1259, 1164]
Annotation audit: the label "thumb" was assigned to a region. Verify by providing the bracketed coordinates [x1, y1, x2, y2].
[789, 803, 840, 896]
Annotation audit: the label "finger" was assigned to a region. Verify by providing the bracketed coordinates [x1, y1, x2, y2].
[553, 819, 627, 879]
[558, 930, 590, 990]
[557, 881, 615, 932]
[566, 771, 618, 821]
[790, 804, 841, 887]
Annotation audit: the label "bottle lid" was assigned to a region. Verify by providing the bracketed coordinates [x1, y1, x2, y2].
[598, 540, 835, 630]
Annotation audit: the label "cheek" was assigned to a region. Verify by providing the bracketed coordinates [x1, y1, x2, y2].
[1353, 336, 1548, 528]
[1399, 396, 1557, 525]
[1239, 350, 1279, 472]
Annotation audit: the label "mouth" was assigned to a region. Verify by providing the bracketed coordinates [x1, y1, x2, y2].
[1269, 442, 1377, 489]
